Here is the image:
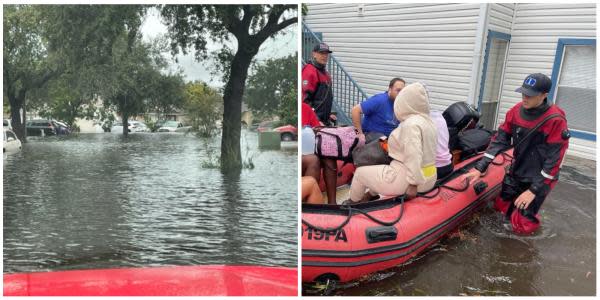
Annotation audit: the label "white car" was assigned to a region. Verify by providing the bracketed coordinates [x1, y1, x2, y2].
[157, 121, 187, 132]
[3, 119, 12, 130]
[111, 121, 149, 133]
[4, 129, 21, 154]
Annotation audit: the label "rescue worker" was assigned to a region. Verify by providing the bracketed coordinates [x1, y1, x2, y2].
[302, 42, 339, 203]
[464, 73, 570, 235]
[349, 82, 438, 202]
[302, 42, 336, 126]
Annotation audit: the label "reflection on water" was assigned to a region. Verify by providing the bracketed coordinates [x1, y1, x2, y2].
[304, 156, 595, 296]
[4, 132, 297, 273]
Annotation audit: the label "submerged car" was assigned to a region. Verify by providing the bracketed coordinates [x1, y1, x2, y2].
[111, 121, 149, 133]
[52, 121, 71, 135]
[157, 121, 184, 132]
[26, 119, 57, 136]
[257, 121, 297, 141]
[4, 129, 22, 154]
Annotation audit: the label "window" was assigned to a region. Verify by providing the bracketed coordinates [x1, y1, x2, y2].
[550, 39, 596, 140]
[479, 31, 511, 130]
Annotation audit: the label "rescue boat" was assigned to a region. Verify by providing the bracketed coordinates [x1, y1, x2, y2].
[302, 149, 512, 283]
[4, 265, 297, 296]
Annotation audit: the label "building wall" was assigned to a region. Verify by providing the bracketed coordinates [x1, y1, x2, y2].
[305, 3, 596, 160]
[498, 3, 596, 159]
[488, 3, 515, 34]
[304, 3, 482, 112]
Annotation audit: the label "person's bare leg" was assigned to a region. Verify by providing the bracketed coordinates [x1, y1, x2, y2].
[302, 176, 324, 204]
[322, 158, 338, 205]
[301, 154, 320, 182]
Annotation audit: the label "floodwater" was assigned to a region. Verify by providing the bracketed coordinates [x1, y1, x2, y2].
[303, 155, 595, 296]
[4, 131, 297, 273]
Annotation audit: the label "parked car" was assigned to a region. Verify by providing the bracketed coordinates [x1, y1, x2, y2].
[4, 129, 22, 154]
[256, 121, 297, 141]
[157, 121, 184, 132]
[26, 119, 57, 136]
[256, 120, 277, 133]
[110, 121, 149, 133]
[3, 119, 12, 130]
[52, 121, 71, 135]
[274, 125, 298, 141]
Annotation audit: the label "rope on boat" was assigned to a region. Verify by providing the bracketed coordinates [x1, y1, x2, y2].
[302, 151, 514, 231]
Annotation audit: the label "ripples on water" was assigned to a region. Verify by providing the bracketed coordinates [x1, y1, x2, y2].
[4, 132, 297, 273]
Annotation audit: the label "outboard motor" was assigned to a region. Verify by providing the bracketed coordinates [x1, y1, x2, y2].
[443, 102, 481, 151]
[443, 101, 480, 132]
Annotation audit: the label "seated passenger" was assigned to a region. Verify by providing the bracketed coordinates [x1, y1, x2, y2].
[351, 78, 405, 143]
[301, 102, 321, 181]
[430, 110, 453, 179]
[301, 102, 338, 204]
[302, 176, 325, 204]
[349, 82, 437, 203]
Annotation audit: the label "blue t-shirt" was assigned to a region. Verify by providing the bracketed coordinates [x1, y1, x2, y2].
[360, 92, 399, 137]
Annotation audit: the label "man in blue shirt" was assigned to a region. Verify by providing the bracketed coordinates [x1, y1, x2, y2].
[351, 78, 405, 142]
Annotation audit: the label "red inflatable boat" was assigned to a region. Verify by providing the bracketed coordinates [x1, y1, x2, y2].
[4, 265, 297, 296]
[302, 150, 513, 283]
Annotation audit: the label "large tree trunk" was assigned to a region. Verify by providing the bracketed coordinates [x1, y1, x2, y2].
[122, 114, 129, 136]
[8, 88, 27, 142]
[220, 51, 253, 173]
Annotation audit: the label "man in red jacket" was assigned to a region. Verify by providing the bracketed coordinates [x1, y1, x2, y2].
[465, 73, 570, 234]
[302, 42, 336, 126]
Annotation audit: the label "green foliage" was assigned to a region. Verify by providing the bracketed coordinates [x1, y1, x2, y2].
[245, 53, 297, 119]
[278, 86, 298, 127]
[161, 4, 298, 172]
[3, 5, 55, 139]
[148, 71, 186, 120]
[184, 81, 223, 138]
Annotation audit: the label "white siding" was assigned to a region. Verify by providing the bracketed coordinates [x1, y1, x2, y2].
[305, 3, 596, 160]
[304, 3, 481, 112]
[498, 3, 596, 160]
[488, 3, 515, 34]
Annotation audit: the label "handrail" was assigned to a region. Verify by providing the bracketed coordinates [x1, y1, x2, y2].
[302, 22, 369, 125]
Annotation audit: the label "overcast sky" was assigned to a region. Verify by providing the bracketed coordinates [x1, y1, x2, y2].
[140, 8, 297, 89]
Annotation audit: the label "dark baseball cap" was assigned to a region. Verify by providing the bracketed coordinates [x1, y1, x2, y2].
[515, 73, 552, 96]
[313, 42, 332, 53]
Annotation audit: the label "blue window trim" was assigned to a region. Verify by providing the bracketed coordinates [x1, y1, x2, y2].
[549, 38, 596, 141]
[477, 30, 511, 113]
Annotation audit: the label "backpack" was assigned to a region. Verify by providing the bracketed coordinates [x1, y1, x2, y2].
[352, 138, 392, 167]
[315, 126, 365, 162]
[457, 128, 494, 159]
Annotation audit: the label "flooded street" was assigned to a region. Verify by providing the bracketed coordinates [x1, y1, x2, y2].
[304, 155, 595, 296]
[4, 131, 297, 273]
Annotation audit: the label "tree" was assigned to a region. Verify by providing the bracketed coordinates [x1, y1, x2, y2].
[100, 35, 163, 136]
[245, 53, 297, 119]
[41, 5, 149, 136]
[3, 5, 149, 140]
[161, 5, 297, 173]
[184, 81, 223, 138]
[147, 71, 186, 122]
[3, 5, 56, 140]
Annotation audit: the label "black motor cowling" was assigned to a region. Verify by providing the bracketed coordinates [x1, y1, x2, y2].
[443, 101, 480, 132]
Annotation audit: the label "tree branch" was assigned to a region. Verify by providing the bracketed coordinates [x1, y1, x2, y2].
[253, 16, 297, 45]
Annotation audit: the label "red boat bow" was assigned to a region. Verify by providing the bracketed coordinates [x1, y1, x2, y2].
[4, 265, 297, 296]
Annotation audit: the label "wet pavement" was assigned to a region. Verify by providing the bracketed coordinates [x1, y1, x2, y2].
[4, 131, 297, 273]
[303, 155, 595, 296]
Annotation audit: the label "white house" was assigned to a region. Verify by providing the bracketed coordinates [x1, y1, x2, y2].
[304, 3, 596, 160]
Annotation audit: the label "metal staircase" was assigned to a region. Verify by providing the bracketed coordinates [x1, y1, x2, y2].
[302, 22, 369, 125]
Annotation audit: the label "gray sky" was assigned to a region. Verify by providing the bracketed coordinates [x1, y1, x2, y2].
[140, 8, 297, 89]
